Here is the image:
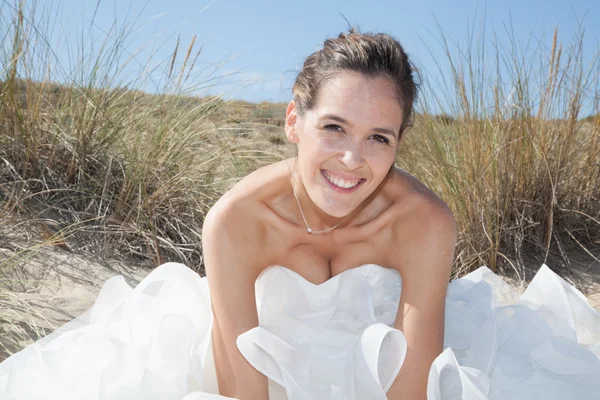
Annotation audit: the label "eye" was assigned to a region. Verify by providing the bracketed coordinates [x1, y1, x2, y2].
[371, 134, 390, 144]
[323, 124, 343, 132]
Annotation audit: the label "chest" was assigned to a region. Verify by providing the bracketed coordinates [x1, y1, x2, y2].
[264, 226, 394, 286]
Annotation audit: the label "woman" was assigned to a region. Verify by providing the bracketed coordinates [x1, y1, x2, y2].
[1, 30, 599, 400]
[203, 30, 455, 399]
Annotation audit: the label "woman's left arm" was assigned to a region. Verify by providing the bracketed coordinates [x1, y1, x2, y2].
[386, 203, 457, 400]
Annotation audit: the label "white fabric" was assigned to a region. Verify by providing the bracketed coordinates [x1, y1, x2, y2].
[0, 262, 599, 399]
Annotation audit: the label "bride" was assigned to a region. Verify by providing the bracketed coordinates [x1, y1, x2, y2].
[1, 29, 600, 400]
[204, 29, 454, 399]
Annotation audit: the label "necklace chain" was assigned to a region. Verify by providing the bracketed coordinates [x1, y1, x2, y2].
[290, 171, 351, 235]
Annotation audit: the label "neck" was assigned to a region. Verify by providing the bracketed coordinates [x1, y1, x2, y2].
[293, 181, 350, 231]
[288, 161, 352, 231]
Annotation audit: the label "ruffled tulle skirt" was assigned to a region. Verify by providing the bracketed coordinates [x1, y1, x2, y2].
[0, 262, 599, 399]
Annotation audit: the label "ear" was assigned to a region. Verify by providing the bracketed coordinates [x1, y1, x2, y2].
[285, 100, 299, 144]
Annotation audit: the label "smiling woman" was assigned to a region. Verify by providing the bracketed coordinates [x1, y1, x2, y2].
[286, 71, 403, 221]
[2, 28, 600, 400]
[203, 30, 441, 399]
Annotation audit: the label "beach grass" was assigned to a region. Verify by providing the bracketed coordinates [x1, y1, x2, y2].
[0, 0, 283, 278]
[0, 0, 598, 286]
[398, 24, 600, 278]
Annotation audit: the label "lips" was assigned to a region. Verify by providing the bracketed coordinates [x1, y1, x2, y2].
[321, 169, 365, 192]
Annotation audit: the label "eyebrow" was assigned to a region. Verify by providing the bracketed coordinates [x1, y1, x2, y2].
[318, 114, 398, 139]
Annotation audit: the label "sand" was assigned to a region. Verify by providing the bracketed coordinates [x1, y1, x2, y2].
[0, 219, 150, 360]
[1, 218, 599, 362]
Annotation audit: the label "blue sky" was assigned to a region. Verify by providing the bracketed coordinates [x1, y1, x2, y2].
[26, 0, 600, 110]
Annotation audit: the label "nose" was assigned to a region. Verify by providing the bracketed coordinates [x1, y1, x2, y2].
[339, 139, 365, 170]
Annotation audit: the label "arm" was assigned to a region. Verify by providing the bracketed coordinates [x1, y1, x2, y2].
[202, 200, 269, 400]
[386, 204, 457, 400]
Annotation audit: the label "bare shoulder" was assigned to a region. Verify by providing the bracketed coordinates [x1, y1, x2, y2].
[385, 167, 457, 273]
[207, 160, 288, 216]
[202, 160, 290, 276]
[387, 167, 456, 229]
[206, 160, 284, 220]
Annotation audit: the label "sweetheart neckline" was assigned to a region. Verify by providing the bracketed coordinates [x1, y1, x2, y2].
[259, 263, 401, 287]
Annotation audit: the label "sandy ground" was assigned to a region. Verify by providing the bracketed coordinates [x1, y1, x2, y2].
[0, 220, 150, 360]
[1, 217, 599, 362]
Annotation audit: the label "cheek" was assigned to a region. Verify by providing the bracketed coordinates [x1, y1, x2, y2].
[367, 148, 396, 174]
[299, 138, 338, 172]
[315, 137, 344, 154]
[364, 145, 392, 159]
[302, 135, 395, 171]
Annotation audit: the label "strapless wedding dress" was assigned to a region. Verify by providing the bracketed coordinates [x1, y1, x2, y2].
[1, 262, 599, 399]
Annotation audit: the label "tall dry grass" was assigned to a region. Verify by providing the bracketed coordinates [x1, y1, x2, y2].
[399, 24, 600, 277]
[0, 1, 269, 276]
[0, 1, 598, 285]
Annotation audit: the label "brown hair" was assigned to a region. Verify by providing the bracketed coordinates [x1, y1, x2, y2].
[292, 29, 419, 136]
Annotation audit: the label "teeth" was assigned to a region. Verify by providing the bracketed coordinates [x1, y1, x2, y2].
[324, 170, 361, 189]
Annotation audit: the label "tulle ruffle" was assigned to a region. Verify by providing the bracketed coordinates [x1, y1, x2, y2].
[429, 264, 600, 400]
[0, 262, 229, 400]
[1, 262, 599, 399]
[237, 265, 405, 399]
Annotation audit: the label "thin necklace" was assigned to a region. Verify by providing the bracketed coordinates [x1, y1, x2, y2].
[290, 172, 351, 235]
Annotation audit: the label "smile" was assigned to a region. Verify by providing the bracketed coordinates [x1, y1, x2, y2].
[321, 170, 365, 191]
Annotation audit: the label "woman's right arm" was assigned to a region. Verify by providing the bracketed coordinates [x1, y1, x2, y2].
[202, 199, 269, 400]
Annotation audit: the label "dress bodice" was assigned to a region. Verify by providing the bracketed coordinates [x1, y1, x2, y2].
[237, 264, 406, 400]
[254, 264, 402, 326]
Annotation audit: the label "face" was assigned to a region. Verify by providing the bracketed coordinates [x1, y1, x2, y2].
[285, 71, 404, 218]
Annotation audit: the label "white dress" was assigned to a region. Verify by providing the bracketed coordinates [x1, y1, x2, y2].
[0, 262, 599, 399]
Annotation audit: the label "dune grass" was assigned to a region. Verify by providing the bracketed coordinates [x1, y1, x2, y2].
[0, 1, 282, 277]
[0, 0, 598, 287]
[399, 24, 600, 277]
